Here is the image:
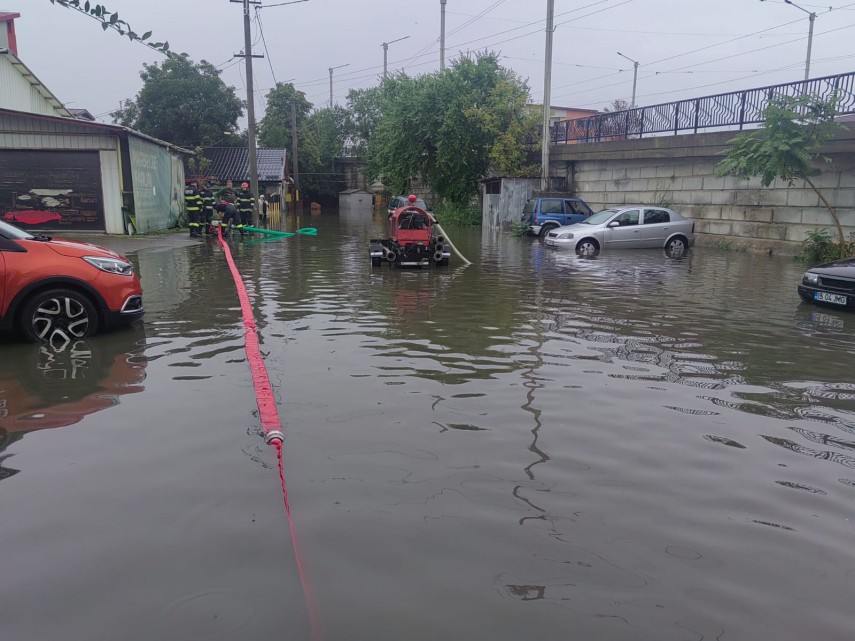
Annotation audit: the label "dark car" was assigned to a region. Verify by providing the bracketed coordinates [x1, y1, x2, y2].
[521, 197, 595, 237]
[798, 257, 855, 310]
[388, 195, 429, 217]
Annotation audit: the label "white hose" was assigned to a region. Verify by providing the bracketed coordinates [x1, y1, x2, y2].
[434, 223, 471, 265]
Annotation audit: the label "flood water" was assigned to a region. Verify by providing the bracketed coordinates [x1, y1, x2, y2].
[2, 208, 854, 641]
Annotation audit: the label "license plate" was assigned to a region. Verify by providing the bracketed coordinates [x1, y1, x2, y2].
[816, 291, 847, 305]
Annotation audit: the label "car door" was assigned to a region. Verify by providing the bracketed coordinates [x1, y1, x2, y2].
[641, 208, 671, 247]
[0, 252, 5, 321]
[603, 209, 642, 248]
[563, 200, 586, 225]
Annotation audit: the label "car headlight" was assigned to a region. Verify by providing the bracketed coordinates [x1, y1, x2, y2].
[803, 271, 819, 285]
[83, 256, 134, 276]
[557, 233, 574, 239]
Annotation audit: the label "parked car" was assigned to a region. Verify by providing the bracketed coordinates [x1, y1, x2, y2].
[797, 257, 855, 310]
[388, 195, 429, 217]
[0, 220, 144, 344]
[543, 206, 694, 255]
[521, 197, 595, 237]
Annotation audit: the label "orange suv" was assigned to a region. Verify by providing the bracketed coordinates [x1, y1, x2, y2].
[0, 220, 143, 344]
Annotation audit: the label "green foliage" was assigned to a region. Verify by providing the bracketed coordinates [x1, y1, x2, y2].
[716, 94, 841, 187]
[49, 0, 176, 57]
[114, 57, 243, 148]
[186, 146, 212, 182]
[367, 52, 533, 203]
[797, 228, 855, 264]
[433, 202, 481, 226]
[508, 219, 531, 236]
[717, 94, 847, 258]
[344, 86, 384, 157]
[300, 107, 350, 199]
[258, 83, 313, 149]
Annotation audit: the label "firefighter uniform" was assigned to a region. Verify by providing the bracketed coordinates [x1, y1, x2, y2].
[237, 183, 254, 228]
[184, 182, 203, 236]
[198, 183, 215, 232]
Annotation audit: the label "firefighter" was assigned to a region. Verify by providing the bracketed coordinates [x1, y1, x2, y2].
[237, 181, 255, 228]
[214, 200, 241, 236]
[184, 180, 203, 237]
[198, 181, 215, 233]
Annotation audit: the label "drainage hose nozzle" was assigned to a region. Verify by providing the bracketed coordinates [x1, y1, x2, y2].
[265, 430, 285, 446]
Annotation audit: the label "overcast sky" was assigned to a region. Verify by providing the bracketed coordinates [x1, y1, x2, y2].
[11, 0, 855, 124]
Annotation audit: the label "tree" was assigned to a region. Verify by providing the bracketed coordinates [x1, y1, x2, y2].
[258, 83, 312, 149]
[49, 0, 176, 57]
[603, 98, 632, 113]
[114, 56, 243, 148]
[300, 106, 350, 199]
[368, 52, 532, 203]
[344, 86, 385, 157]
[716, 94, 847, 258]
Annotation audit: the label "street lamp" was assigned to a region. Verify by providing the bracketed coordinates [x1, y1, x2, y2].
[617, 51, 639, 108]
[328, 63, 350, 108]
[761, 0, 816, 81]
[381, 35, 410, 79]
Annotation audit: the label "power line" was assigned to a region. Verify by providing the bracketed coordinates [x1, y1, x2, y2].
[254, 7, 277, 85]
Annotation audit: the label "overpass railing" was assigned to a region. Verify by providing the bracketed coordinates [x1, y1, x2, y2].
[551, 71, 855, 144]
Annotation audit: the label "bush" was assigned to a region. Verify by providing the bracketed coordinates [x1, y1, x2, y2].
[508, 219, 530, 236]
[433, 202, 481, 226]
[797, 228, 855, 264]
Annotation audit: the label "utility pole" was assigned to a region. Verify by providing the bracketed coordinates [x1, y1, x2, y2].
[440, 0, 447, 71]
[328, 63, 349, 107]
[381, 36, 409, 79]
[617, 51, 639, 107]
[761, 0, 817, 81]
[290, 99, 300, 214]
[232, 0, 263, 224]
[541, 0, 555, 192]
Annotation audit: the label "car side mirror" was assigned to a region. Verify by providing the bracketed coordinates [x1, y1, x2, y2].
[607, 220, 620, 228]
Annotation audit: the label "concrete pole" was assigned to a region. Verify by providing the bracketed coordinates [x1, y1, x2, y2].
[383, 42, 388, 78]
[631, 60, 638, 108]
[242, 0, 259, 223]
[440, 0, 447, 71]
[541, 0, 555, 192]
[290, 99, 300, 213]
[805, 12, 815, 81]
[329, 67, 334, 108]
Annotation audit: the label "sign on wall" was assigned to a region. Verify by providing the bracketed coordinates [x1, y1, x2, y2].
[128, 137, 182, 233]
[0, 150, 105, 230]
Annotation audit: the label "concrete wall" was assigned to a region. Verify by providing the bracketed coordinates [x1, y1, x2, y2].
[550, 126, 855, 253]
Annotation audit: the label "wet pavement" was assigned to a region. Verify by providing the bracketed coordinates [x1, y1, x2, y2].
[1, 210, 854, 641]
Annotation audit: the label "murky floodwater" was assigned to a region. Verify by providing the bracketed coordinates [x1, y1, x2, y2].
[2, 209, 854, 641]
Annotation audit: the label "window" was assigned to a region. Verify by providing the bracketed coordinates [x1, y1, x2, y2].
[644, 209, 670, 225]
[614, 210, 639, 226]
[541, 199, 563, 214]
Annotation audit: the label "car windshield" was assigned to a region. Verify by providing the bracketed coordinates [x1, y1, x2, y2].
[0, 220, 34, 240]
[581, 209, 619, 225]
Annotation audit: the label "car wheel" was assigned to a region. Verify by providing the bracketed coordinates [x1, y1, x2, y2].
[576, 239, 600, 256]
[665, 236, 688, 257]
[538, 224, 558, 238]
[20, 288, 99, 346]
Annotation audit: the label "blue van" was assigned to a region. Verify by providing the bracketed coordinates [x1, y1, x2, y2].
[522, 197, 594, 237]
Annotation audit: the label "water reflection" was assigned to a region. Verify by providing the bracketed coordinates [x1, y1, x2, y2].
[0, 327, 147, 478]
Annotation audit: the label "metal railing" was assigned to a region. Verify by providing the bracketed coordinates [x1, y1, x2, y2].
[551, 71, 855, 144]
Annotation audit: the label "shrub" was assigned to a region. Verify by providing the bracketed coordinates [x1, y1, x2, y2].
[797, 228, 855, 264]
[433, 202, 481, 226]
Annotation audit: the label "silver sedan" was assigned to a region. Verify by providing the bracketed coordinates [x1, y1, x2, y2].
[543, 206, 695, 256]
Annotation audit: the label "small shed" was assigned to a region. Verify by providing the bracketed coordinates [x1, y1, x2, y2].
[338, 188, 373, 215]
[481, 177, 541, 228]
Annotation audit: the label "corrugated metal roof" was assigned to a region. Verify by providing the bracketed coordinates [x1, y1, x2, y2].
[0, 51, 72, 117]
[193, 147, 287, 182]
[0, 107, 195, 154]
